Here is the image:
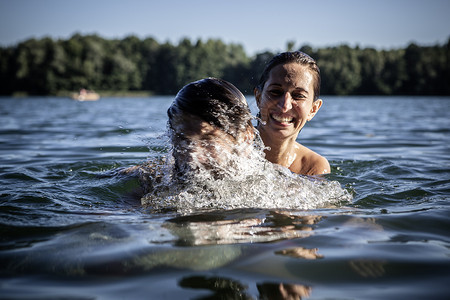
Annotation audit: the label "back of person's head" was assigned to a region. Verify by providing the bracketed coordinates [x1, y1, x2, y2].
[256, 51, 321, 101]
[168, 78, 252, 140]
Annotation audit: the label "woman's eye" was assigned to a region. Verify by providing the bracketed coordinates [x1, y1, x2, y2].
[268, 90, 282, 96]
[292, 93, 306, 100]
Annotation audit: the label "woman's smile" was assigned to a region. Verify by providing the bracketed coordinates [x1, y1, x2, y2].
[270, 112, 295, 125]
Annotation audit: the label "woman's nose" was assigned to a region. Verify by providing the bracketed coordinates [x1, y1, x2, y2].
[278, 93, 292, 112]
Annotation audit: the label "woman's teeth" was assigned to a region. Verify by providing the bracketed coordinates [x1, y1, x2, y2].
[271, 114, 293, 123]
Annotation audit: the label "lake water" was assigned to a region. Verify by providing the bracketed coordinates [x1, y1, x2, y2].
[0, 96, 449, 299]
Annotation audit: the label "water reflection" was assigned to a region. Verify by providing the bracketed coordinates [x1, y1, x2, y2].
[165, 210, 322, 246]
[0, 210, 325, 276]
[257, 282, 312, 300]
[179, 275, 312, 300]
[129, 244, 243, 272]
[275, 247, 323, 260]
[179, 276, 250, 299]
[1, 208, 390, 289]
[128, 210, 325, 274]
[349, 259, 386, 278]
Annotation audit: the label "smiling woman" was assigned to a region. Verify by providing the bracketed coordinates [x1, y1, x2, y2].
[254, 51, 330, 176]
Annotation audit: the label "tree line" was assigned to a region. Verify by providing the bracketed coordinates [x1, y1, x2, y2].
[0, 34, 449, 96]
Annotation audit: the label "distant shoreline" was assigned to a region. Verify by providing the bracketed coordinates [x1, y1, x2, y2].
[2, 34, 449, 97]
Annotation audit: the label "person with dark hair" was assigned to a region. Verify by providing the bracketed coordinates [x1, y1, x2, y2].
[254, 51, 330, 176]
[166, 77, 255, 177]
[122, 77, 256, 196]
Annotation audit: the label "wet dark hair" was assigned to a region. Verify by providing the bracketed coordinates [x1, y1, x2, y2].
[167, 78, 252, 139]
[255, 51, 321, 101]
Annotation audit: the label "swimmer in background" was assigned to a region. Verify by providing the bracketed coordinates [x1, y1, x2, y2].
[254, 51, 330, 176]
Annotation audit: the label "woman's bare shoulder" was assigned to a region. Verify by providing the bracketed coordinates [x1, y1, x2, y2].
[308, 152, 330, 175]
[293, 143, 330, 175]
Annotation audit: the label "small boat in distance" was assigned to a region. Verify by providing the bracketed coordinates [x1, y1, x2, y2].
[72, 89, 100, 101]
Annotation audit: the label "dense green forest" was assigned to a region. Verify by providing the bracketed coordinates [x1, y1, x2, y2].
[0, 34, 449, 96]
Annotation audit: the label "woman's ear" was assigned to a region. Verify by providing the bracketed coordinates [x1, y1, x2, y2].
[307, 99, 323, 121]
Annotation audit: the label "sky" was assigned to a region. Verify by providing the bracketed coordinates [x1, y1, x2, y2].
[0, 0, 449, 55]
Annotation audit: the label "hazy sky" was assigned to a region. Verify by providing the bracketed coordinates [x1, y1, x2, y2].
[1, 0, 449, 54]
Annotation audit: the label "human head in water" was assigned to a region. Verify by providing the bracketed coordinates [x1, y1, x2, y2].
[167, 78, 255, 175]
[253, 51, 330, 175]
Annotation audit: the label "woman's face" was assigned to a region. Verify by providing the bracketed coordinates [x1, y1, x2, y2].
[255, 63, 322, 142]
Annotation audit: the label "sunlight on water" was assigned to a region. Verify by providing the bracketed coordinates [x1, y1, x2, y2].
[140, 130, 352, 213]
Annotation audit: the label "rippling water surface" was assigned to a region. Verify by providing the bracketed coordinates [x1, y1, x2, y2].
[0, 96, 449, 299]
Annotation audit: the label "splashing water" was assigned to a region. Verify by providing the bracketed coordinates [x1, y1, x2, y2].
[140, 131, 352, 214]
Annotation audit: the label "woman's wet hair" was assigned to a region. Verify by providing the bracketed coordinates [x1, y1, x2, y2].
[167, 78, 252, 139]
[256, 51, 321, 101]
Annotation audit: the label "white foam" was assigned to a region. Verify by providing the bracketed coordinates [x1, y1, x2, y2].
[140, 135, 352, 214]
